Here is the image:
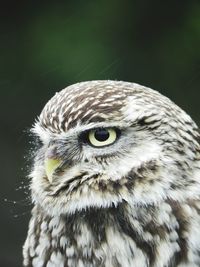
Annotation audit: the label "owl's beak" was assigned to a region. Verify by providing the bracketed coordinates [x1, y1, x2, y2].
[45, 158, 62, 183]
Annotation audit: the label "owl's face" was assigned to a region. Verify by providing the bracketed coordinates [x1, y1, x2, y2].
[30, 81, 200, 216]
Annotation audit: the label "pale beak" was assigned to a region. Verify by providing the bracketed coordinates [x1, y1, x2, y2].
[45, 158, 62, 183]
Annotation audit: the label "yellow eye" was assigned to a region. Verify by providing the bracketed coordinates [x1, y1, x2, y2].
[88, 128, 118, 147]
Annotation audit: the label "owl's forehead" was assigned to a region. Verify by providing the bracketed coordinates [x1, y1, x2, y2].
[37, 80, 166, 135]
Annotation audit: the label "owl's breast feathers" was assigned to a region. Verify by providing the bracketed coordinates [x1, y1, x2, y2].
[23, 200, 200, 267]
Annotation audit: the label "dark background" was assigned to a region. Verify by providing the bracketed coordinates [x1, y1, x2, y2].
[1, 1, 200, 266]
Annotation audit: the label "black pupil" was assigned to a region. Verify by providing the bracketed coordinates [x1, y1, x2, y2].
[94, 128, 110, 142]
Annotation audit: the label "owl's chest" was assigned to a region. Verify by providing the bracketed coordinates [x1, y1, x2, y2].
[26, 221, 149, 267]
[23, 203, 200, 267]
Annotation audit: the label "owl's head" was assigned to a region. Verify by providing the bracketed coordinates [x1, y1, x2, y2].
[30, 80, 200, 216]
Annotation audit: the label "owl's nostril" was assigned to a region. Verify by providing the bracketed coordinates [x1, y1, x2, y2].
[46, 144, 59, 158]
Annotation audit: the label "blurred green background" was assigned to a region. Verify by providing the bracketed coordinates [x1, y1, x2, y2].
[1, 0, 200, 266]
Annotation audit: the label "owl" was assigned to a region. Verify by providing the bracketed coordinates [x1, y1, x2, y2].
[23, 80, 200, 267]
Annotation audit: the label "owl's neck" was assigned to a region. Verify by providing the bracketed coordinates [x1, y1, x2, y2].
[23, 199, 199, 267]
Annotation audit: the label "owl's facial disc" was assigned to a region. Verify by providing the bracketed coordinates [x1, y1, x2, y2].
[43, 126, 121, 184]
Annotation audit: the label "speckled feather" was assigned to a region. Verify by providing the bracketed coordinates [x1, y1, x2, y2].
[23, 80, 200, 267]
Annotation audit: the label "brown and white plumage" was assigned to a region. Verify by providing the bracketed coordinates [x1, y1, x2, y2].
[23, 80, 200, 267]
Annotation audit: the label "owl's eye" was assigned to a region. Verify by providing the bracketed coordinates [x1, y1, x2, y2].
[87, 128, 118, 147]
